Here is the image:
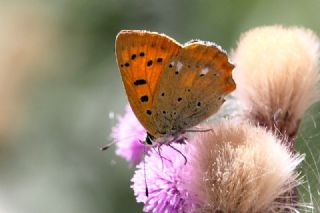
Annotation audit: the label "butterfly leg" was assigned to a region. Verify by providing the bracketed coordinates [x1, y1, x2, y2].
[100, 141, 117, 151]
[184, 128, 213, 133]
[152, 146, 166, 170]
[143, 145, 149, 197]
[154, 146, 172, 162]
[173, 135, 187, 144]
[167, 144, 187, 165]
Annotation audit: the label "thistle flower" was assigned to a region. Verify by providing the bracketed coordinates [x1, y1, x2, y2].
[186, 121, 304, 212]
[232, 25, 320, 144]
[131, 144, 200, 213]
[111, 105, 148, 165]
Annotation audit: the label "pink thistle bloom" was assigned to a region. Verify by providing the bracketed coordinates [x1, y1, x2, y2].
[131, 145, 200, 213]
[111, 105, 149, 165]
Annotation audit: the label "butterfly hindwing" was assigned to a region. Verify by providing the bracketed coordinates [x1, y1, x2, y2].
[152, 40, 235, 133]
[115, 30, 181, 135]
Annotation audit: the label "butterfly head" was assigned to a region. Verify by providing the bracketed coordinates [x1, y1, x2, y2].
[143, 132, 156, 147]
[142, 130, 188, 147]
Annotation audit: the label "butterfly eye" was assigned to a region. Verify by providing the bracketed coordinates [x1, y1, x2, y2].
[146, 138, 153, 145]
[145, 133, 155, 145]
[145, 136, 153, 145]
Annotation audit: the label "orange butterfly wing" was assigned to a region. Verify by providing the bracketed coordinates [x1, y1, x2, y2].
[152, 40, 235, 134]
[115, 30, 181, 135]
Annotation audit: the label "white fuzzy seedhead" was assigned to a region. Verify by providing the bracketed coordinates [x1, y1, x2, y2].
[232, 25, 320, 140]
[186, 120, 304, 213]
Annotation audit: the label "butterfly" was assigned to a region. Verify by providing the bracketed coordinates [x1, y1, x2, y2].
[115, 30, 235, 147]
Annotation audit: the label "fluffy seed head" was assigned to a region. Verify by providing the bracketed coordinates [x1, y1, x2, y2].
[186, 120, 303, 212]
[232, 25, 320, 141]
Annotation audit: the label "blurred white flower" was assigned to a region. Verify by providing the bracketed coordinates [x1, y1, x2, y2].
[0, 3, 56, 138]
[186, 120, 303, 212]
[232, 25, 320, 146]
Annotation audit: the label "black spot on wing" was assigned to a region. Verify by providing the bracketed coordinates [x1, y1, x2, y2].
[134, 79, 147, 86]
[140, 95, 149, 102]
[147, 60, 153, 67]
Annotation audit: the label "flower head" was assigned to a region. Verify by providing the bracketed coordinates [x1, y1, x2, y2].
[111, 105, 148, 165]
[232, 25, 320, 143]
[186, 120, 304, 212]
[131, 144, 199, 213]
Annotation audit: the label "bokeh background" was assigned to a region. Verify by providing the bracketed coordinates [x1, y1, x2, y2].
[0, 0, 319, 212]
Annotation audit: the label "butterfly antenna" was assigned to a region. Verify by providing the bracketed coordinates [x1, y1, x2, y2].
[184, 128, 212, 133]
[143, 145, 149, 197]
[101, 134, 145, 151]
[100, 141, 117, 151]
[152, 146, 164, 170]
[168, 144, 187, 165]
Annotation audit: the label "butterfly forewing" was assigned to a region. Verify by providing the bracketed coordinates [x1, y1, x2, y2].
[115, 30, 181, 135]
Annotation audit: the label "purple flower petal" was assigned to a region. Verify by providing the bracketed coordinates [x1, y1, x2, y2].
[111, 105, 148, 165]
[131, 145, 200, 213]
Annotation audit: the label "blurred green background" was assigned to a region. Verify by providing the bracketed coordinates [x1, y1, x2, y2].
[0, 0, 319, 212]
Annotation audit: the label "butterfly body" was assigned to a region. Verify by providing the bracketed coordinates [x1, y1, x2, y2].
[115, 30, 235, 146]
